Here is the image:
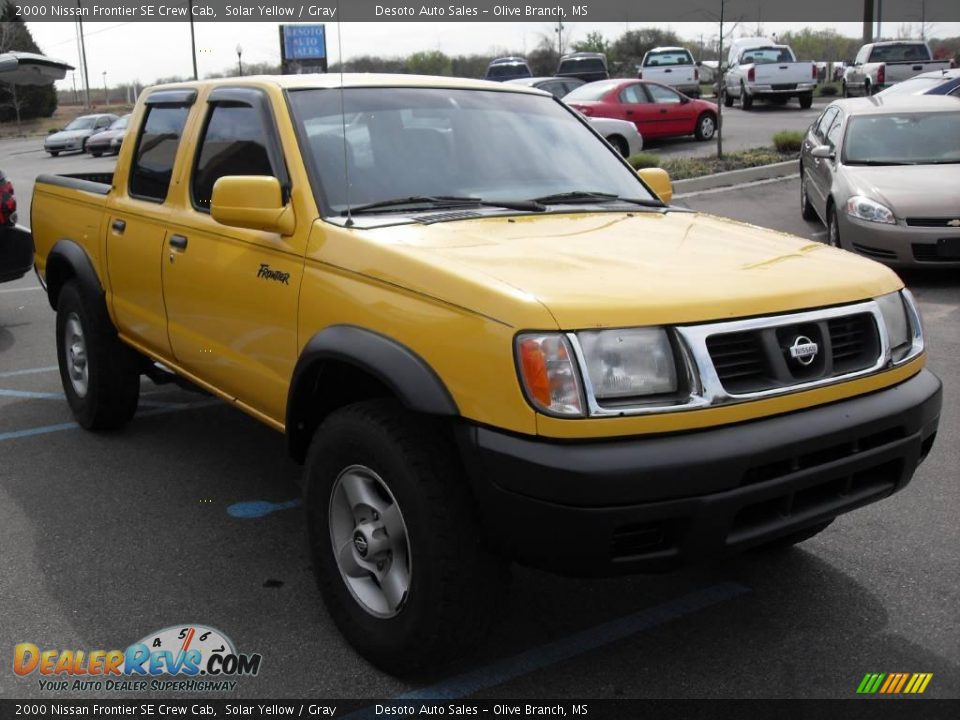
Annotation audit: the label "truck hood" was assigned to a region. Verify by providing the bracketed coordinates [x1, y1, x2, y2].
[368, 210, 902, 329]
[841, 164, 960, 219]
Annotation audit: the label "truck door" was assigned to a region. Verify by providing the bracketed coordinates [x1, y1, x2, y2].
[160, 87, 308, 423]
[105, 90, 195, 359]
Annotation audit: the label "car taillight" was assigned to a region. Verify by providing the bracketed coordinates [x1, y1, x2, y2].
[574, 105, 593, 116]
[747, 67, 755, 82]
[812, 63, 818, 80]
[877, 65, 885, 84]
[0, 177, 16, 226]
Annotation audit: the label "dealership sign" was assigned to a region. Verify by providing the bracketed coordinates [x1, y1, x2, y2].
[280, 24, 327, 73]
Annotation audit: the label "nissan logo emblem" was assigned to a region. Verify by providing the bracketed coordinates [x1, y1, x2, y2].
[789, 336, 819, 366]
[353, 532, 369, 557]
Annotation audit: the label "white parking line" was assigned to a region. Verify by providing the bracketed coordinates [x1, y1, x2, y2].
[0, 286, 42, 294]
[674, 173, 800, 199]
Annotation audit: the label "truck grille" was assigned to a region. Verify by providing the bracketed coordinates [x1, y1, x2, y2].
[706, 312, 880, 394]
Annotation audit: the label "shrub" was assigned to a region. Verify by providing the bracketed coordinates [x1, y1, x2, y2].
[627, 152, 662, 170]
[819, 84, 839, 96]
[772, 130, 804, 154]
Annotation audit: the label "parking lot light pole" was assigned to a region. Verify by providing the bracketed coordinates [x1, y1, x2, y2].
[102, 71, 107, 105]
[236, 44, 243, 76]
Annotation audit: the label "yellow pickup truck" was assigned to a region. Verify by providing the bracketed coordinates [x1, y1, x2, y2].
[31, 75, 941, 672]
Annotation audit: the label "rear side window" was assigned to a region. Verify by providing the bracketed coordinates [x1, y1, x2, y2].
[129, 106, 190, 202]
[192, 104, 278, 211]
[645, 51, 693, 66]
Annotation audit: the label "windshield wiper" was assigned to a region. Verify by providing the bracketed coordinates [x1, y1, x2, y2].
[345, 195, 545, 215]
[530, 191, 663, 207]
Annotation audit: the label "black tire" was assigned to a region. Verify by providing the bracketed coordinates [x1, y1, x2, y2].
[91, 151, 102, 158]
[740, 85, 753, 110]
[827, 203, 842, 248]
[760, 520, 834, 550]
[800, 169, 817, 221]
[608, 135, 629, 157]
[722, 86, 734, 107]
[694, 112, 716, 141]
[48, 151, 59, 157]
[798, 92, 813, 109]
[303, 399, 505, 674]
[842, 81, 849, 98]
[56, 281, 140, 430]
[864, 80, 873, 97]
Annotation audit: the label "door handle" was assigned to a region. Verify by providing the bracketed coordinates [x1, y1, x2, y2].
[169, 234, 188, 250]
[660, 108, 668, 114]
[111, 218, 126, 233]
[625, 109, 634, 115]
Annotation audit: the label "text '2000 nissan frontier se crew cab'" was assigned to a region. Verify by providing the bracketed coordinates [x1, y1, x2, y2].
[31, 74, 941, 673]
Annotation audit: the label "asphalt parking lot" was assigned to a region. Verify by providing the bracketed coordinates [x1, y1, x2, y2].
[1, 142, 958, 701]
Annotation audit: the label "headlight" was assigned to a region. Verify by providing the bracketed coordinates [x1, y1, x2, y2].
[516, 334, 584, 417]
[846, 195, 895, 224]
[875, 290, 923, 363]
[111, 137, 121, 146]
[577, 327, 677, 400]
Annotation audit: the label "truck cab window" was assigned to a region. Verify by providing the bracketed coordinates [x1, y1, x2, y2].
[129, 106, 189, 202]
[192, 103, 277, 211]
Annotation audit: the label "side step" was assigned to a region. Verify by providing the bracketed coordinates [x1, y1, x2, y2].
[144, 362, 209, 396]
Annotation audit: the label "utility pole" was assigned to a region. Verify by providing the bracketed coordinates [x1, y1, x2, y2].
[188, 1, 198, 79]
[555, 22, 564, 57]
[717, 0, 724, 159]
[102, 71, 107, 104]
[862, 0, 874, 45]
[77, 3, 91, 108]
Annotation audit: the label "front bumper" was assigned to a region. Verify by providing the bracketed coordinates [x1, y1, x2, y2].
[839, 213, 960, 268]
[0, 223, 34, 283]
[44, 139, 84, 153]
[456, 369, 941, 576]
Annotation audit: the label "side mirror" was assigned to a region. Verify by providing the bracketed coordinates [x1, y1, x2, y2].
[810, 145, 835, 160]
[211, 176, 295, 235]
[680, 95, 690, 104]
[637, 167, 673, 204]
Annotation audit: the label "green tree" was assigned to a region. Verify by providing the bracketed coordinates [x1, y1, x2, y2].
[405, 50, 453, 77]
[574, 31, 610, 55]
[0, 1, 59, 125]
[610, 29, 683, 76]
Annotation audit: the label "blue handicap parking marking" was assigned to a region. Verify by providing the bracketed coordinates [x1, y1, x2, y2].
[227, 499, 302, 519]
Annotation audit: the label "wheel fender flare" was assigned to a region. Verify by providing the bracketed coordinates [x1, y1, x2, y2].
[286, 325, 459, 461]
[44, 239, 104, 311]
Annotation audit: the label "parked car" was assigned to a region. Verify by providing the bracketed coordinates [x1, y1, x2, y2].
[44, 113, 118, 156]
[843, 41, 950, 97]
[0, 170, 32, 283]
[556, 52, 609, 83]
[565, 79, 718, 141]
[505, 76, 584, 98]
[484, 56, 532, 82]
[639, 46, 701, 97]
[722, 38, 816, 109]
[86, 113, 131, 157]
[799, 96, 960, 267]
[876, 68, 960, 98]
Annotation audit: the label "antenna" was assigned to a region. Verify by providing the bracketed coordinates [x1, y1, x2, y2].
[335, 0, 353, 227]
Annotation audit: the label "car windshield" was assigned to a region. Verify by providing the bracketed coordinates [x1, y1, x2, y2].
[488, 64, 530, 79]
[563, 80, 620, 101]
[843, 111, 960, 165]
[560, 58, 605, 73]
[64, 116, 98, 130]
[645, 51, 693, 66]
[288, 87, 655, 214]
[110, 115, 130, 130]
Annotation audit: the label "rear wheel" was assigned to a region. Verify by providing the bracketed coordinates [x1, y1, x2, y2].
[303, 399, 505, 674]
[608, 135, 629, 157]
[800, 169, 817, 220]
[91, 151, 102, 158]
[842, 81, 849, 98]
[694, 112, 716, 141]
[48, 151, 59, 157]
[864, 80, 873, 97]
[56, 281, 140, 430]
[740, 85, 753, 110]
[798, 92, 813, 109]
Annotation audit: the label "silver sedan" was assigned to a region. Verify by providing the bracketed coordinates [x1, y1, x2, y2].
[799, 96, 960, 268]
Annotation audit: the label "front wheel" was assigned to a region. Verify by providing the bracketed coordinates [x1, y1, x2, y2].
[48, 151, 59, 157]
[800, 170, 817, 220]
[695, 112, 716, 141]
[91, 151, 102, 158]
[56, 281, 140, 429]
[827, 204, 842, 248]
[798, 92, 813, 109]
[303, 400, 505, 674]
[722, 86, 734, 107]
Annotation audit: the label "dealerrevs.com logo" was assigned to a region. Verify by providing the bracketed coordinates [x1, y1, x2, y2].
[14, 624, 262, 693]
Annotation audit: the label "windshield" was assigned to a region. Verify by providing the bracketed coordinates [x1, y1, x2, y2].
[740, 47, 795, 64]
[869, 44, 931, 62]
[645, 51, 693, 66]
[843, 112, 960, 165]
[563, 80, 620, 101]
[110, 115, 130, 130]
[560, 58, 606, 73]
[488, 63, 530, 79]
[64, 116, 98, 130]
[288, 87, 655, 214]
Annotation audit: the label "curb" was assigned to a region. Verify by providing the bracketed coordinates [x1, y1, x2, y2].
[673, 160, 798, 195]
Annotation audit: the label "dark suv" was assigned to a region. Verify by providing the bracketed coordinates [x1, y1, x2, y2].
[485, 56, 532, 81]
[556, 52, 610, 83]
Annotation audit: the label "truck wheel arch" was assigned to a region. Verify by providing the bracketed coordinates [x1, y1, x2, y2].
[286, 325, 459, 463]
[44, 239, 104, 311]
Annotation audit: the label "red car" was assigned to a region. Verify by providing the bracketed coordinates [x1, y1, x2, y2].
[565, 79, 718, 142]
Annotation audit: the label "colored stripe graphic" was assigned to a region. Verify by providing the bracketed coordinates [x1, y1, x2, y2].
[858, 672, 932, 694]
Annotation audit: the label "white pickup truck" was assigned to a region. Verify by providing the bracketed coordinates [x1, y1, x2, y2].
[639, 46, 701, 97]
[722, 38, 816, 110]
[843, 41, 951, 97]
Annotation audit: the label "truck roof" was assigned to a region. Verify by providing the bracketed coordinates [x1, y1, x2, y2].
[147, 73, 545, 95]
[867, 40, 929, 46]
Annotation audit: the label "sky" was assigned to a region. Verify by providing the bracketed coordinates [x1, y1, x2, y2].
[25, 19, 960, 92]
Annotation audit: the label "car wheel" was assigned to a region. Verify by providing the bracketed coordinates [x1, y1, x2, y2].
[48, 151, 59, 157]
[827, 204, 842, 248]
[694, 113, 716, 141]
[56, 281, 141, 430]
[722, 86, 734, 107]
[799, 92, 813, 109]
[759, 520, 834, 550]
[608, 135, 629, 157]
[303, 399, 505, 674]
[91, 151, 102, 158]
[740, 85, 753, 110]
[864, 80, 873, 97]
[842, 82, 849, 98]
[800, 170, 817, 220]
